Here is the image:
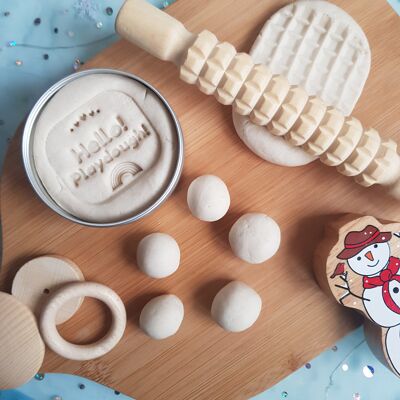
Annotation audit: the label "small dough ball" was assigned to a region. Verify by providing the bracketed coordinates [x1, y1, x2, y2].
[137, 233, 180, 278]
[211, 281, 262, 332]
[140, 294, 184, 339]
[187, 175, 230, 222]
[229, 213, 280, 264]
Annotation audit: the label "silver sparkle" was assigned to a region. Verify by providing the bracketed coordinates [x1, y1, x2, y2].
[67, 30, 75, 38]
[342, 363, 349, 372]
[96, 21, 103, 29]
[73, 58, 81, 71]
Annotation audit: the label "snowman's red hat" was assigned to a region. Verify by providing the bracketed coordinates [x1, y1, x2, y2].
[337, 225, 392, 260]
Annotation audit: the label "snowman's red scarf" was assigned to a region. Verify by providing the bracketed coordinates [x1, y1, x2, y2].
[363, 256, 400, 314]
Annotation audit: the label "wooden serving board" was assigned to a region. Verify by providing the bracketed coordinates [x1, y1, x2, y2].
[1, 0, 399, 398]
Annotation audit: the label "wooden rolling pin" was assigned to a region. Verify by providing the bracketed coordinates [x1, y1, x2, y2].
[116, 0, 400, 198]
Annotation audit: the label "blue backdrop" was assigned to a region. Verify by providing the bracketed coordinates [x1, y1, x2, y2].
[0, 0, 400, 399]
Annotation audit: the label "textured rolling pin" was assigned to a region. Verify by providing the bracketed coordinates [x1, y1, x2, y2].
[116, 0, 400, 198]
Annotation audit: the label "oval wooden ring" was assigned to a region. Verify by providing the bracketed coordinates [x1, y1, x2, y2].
[40, 282, 126, 361]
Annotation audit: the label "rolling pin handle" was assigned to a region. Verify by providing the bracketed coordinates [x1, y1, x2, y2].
[116, 0, 196, 65]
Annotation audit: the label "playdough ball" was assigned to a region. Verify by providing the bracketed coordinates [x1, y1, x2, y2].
[187, 175, 230, 222]
[139, 294, 184, 339]
[229, 213, 281, 264]
[137, 233, 180, 278]
[211, 281, 262, 332]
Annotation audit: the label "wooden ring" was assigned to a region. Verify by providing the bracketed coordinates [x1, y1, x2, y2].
[40, 282, 126, 361]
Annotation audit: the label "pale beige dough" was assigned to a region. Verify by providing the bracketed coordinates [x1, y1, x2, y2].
[33, 73, 178, 222]
[211, 281, 262, 332]
[137, 233, 181, 278]
[187, 175, 230, 222]
[229, 213, 281, 264]
[233, 0, 371, 167]
[139, 294, 184, 339]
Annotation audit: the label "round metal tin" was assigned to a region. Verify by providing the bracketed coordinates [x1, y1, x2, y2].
[22, 68, 184, 228]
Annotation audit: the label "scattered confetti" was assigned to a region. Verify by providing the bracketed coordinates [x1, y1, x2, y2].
[332, 345, 338, 351]
[342, 363, 349, 372]
[3, 11, 10, 16]
[15, 60, 23, 66]
[7, 40, 16, 47]
[281, 391, 288, 398]
[106, 7, 113, 15]
[163, 0, 170, 7]
[353, 393, 361, 400]
[79, 383, 85, 390]
[67, 30, 75, 38]
[363, 365, 374, 378]
[96, 21, 103, 29]
[114, 391, 120, 395]
[43, 54, 49, 60]
[34, 17, 41, 26]
[34, 373, 44, 381]
[52, 396, 62, 400]
[305, 363, 311, 369]
[54, 27, 59, 34]
[73, 58, 82, 70]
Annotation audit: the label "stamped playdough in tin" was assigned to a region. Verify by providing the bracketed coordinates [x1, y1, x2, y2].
[29, 71, 182, 224]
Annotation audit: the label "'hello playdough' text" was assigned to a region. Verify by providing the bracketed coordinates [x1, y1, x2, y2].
[70, 115, 151, 187]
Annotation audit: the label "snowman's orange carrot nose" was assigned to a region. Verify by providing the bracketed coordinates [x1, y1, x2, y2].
[365, 251, 374, 261]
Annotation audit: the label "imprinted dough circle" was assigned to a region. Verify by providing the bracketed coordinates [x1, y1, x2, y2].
[40, 282, 126, 361]
[0, 292, 45, 389]
[12, 255, 84, 324]
[233, 0, 371, 167]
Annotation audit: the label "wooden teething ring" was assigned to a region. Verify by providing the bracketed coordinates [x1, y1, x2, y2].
[40, 282, 126, 361]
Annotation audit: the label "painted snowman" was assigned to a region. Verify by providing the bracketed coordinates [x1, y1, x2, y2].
[335, 225, 400, 374]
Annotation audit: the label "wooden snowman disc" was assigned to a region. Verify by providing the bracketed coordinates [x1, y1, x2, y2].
[12, 255, 84, 325]
[315, 214, 400, 377]
[0, 292, 45, 389]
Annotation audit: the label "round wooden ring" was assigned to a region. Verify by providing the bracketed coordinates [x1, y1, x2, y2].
[40, 282, 126, 361]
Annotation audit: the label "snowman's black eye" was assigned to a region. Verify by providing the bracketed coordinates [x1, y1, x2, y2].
[374, 244, 378, 248]
[394, 287, 399, 294]
[357, 256, 361, 261]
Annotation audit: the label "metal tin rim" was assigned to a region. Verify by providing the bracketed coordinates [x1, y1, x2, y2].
[22, 68, 184, 228]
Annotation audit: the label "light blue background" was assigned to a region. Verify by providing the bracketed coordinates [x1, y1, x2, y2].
[0, 1, 400, 399]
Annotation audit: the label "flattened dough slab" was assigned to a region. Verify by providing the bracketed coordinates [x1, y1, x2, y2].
[233, 0, 371, 166]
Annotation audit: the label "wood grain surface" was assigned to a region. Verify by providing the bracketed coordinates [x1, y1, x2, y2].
[0, 292, 45, 389]
[1, 0, 399, 398]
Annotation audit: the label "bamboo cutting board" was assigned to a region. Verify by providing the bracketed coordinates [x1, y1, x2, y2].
[1, 0, 399, 398]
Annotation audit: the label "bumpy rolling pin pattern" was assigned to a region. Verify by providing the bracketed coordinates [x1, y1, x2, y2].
[116, 0, 400, 198]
